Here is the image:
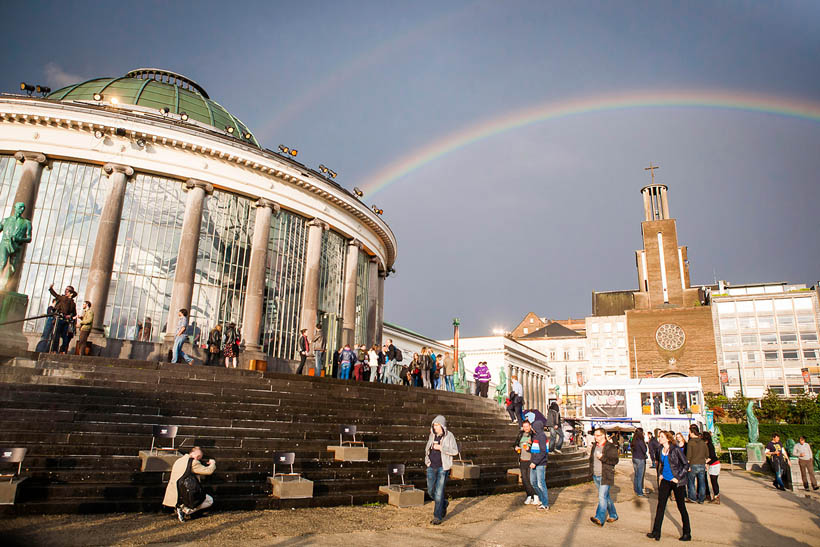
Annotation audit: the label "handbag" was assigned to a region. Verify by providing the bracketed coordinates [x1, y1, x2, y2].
[177, 457, 206, 508]
[708, 461, 721, 476]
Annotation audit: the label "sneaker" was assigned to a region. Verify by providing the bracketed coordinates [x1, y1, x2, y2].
[524, 496, 533, 505]
[813, 486, 819, 491]
[176, 507, 186, 523]
[538, 504, 550, 511]
[431, 518, 442, 525]
[531, 496, 540, 506]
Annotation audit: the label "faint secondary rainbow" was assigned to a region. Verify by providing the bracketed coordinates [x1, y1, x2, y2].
[359, 89, 820, 195]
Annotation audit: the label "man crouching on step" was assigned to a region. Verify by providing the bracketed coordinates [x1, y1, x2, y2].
[163, 446, 216, 522]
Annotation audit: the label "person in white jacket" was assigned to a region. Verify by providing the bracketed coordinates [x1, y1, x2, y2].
[425, 415, 459, 525]
[162, 446, 216, 522]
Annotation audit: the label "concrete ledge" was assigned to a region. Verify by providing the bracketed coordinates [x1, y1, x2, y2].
[378, 485, 424, 507]
[268, 475, 313, 499]
[327, 445, 369, 462]
[138, 450, 180, 472]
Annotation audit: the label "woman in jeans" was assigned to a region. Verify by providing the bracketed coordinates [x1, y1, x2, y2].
[647, 431, 691, 541]
[630, 427, 648, 496]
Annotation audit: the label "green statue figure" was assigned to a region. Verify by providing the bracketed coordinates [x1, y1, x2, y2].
[813, 448, 819, 472]
[495, 368, 507, 406]
[785, 438, 796, 458]
[746, 401, 759, 444]
[454, 352, 467, 394]
[0, 202, 32, 286]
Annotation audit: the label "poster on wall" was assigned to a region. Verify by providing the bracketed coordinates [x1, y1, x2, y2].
[584, 389, 627, 418]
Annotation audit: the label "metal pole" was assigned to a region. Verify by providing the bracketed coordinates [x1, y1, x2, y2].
[737, 360, 745, 398]
[453, 318, 460, 372]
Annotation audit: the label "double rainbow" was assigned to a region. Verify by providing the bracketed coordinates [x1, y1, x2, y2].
[359, 89, 820, 195]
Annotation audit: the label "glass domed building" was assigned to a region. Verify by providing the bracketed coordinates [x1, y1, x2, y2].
[0, 69, 395, 368]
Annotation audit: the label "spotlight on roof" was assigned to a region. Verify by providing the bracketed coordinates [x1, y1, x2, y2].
[94, 129, 104, 139]
[93, 92, 103, 101]
[115, 128, 127, 137]
[180, 112, 189, 121]
[319, 164, 328, 173]
[243, 132, 253, 140]
[328, 170, 337, 179]
[371, 205, 383, 215]
[35, 85, 51, 95]
[110, 97, 119, 105]
[353, 187, 364, 198]
[159, 107, 170, 115]
[278, 144, 297, 157]
[225, 126, 235, 134]
[136, 138, 146, 148]
[20, 82, 35, 95]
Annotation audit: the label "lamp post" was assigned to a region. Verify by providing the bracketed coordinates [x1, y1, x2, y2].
[453, 318, 460, 372]
[737, 360, 745, 398]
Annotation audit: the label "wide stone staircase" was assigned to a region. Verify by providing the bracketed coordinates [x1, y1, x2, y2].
[0, 354, 590, 514]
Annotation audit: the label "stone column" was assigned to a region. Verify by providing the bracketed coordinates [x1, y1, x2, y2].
[299, 219, 326, 333]
[85, 163, 134, 336]
[523, 369, 530, 408]
[4, 151, 47, 292]
[660, 187, 670, 219]
[365, 257, 379, 348]
[164, 179, 213, 342]
[375, 269, 386, 346]
[341, 239, 361, 346]
[538, 375, 545, 412]
[241, 199, 279, 352]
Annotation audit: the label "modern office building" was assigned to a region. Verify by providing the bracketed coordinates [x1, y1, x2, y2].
[0, 69, 396, 369]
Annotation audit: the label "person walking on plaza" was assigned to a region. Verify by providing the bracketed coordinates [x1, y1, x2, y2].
[312, 324, 325, 377]
[514, 420, 539, 506]
[296, 328, 310, 375]
[529, 419, 550, 510]
[74, 300, 93, 356]
[675, 432, 687, 456]
[48, 283, 77, 353]
[163, 446, 216, 522]
[206, 324, 222, 366]
[631, 427, 648, 496]
[647, 431, 691, 541]
[647, 431, 659, 469]
[589, 427, 619, 526]
[172, 309, 194, 365]
[443, 352, 455, 391]
[793, 436, 818, 491]
[686, 425, 708, 503]
[425, 415, 459, 525]
[766, 433, 788, 491]
[222, 322, 237, 368]
[473, 361, 491, 397]
[702, 431, 722, 503]
[547, 401, 563, 454]
[338, 343, 356, 380]
[508, 375, 524, 426]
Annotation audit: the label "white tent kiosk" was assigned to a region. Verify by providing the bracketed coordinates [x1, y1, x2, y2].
[581, 377, 705, 434]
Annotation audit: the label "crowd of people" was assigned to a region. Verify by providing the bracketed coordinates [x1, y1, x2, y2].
[37, 283, 93, 356]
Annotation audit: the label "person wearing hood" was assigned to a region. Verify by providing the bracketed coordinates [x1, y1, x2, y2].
[523, 409, 547, 425]
[425, 415, 459, 525]
[528, 419, 550, 510]
[547, 401, 564, 454]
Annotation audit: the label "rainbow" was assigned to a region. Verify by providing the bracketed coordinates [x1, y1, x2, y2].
[359, 89, 820, 195]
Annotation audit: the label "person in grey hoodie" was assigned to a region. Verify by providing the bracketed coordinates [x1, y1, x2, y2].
[425, 415, 459, 525]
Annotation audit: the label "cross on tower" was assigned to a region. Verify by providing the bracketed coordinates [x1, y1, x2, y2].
[644, 162, 660, 185]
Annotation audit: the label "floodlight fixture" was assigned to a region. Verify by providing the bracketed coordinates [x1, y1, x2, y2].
[136, 138, 146, 148]
[93, 92, 103, 101]
[225, 126, 235, 134]
[110, 97, 119, 105]
[353, 187, 364, 198]
[371, 205, 383, 215]
[180, 112, 189, 121]
[115, 128, 127, 137]
[278, 144, 297, 157]
[243, 132, 253, 140]
[35, 85, 50, 95]
[328, 170, 337, 179]
[20, 82, 34, 95]
[94, 129, 104, 139]
[159, 107, 170, 115]
[319, 164, 328, 173]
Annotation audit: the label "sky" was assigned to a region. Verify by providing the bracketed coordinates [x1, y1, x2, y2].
[2, 1, 819, 338]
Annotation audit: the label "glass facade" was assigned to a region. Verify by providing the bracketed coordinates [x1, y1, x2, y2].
[354, 249, 369, 346]
[317, 229, 346, 320]
[0, 155, 22, 211]
[190, 190, 256, 346]
[261, 209, 308, 360]
[106, 174, 186, 341]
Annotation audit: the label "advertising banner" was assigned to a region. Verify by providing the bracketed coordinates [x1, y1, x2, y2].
[802, 368, 810, 385]
[576, 371, 584, 387]
[705, 410, 714, 433]
[584, 389, 627, 418]
[719, 369, 729, 384]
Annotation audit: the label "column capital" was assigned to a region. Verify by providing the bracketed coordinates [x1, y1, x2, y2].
[308, 218, 329, 230]
[347, 238, 363, 249]
[103, 163, 135, 178]
[185, 178, 214, 195]
[14, 151, 47, 164]
[255, 198, 280, 214]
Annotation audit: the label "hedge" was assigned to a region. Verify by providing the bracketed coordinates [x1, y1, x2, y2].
[717, 424, 820, 463]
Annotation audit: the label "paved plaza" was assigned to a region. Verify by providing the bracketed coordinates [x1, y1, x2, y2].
[2, 460, 818, 546]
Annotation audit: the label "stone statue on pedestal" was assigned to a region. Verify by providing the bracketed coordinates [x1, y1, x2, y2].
[0, 202, 32, 289]
[495, 368, 507, 406]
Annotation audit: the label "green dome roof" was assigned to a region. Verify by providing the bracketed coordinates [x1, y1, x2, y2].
[48, 68, 259, 147]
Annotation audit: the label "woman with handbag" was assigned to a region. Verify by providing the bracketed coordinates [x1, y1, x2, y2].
[703, 431, 721, 504]
[223, 323, 238, 368]
[206, 324, 222, 366]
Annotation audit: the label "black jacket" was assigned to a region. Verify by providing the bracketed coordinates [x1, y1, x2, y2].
[387, 344, 397, 361]
[530, 420, 549, 466]
[659, 446, 689, 482]
[647, 437, 661, 462]
[631, 436, 648, 460]
[706, 440, 719, 466]
[588, 441, 620, 486]
[547, 404, 561, 428]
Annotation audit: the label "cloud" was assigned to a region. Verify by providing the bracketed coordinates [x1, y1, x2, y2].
[43, 62, 84, 88]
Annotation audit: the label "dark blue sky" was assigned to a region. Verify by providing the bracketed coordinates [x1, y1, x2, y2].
[3, 1, 819, 337]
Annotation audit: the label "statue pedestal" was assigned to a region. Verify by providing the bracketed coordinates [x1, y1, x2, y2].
[745, 443, 765, 472]
[0, 290, 29, 353]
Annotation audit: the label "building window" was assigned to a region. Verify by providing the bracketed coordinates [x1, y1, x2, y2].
[605, 338, 613, 348]
[724, 352, 740, 364]
[803, 349, 819, 362]
[768, 385, 785, 394]
[719, 318, 737, 331]
[717, 302, 735, 315]
[736, 301, 754, 314]
[764, 351, 779, 362]
[353, 249, 370, 346]
[529, 317, 534, 323]
[578, 349, 585, 360]
[741, 334, 758, 345]
[523, 327, 528, 334]
[563, 350, 571, 361]
[318, 230, 346, 318]
[745, 351, 759, 363]
[797, 314, 816, 329]
[757, 316, 775, 330]
[722, 335, 740, 348]
[794, 297, 813, 311]
[800, 332, 818, 345]
[549, 351, 556, 360]
[774, 299, 793, 313]
[777, 315, 795, 329]
[783, 351, 799, 361]
[591, 339, 599, 349]
[760, 334, 778, 346]
[591, 323, 600, 333]
[739, 317, 757, 330]
[754, 300, 773, 313]
[616, 322, 625, 332]
[779, 333, 797, 345]
[604, 323, 612, 333]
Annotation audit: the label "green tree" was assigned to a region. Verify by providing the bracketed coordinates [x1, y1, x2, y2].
[788, 391, 820, 424]
[704, 392, 728, 420]
[758, 388, 789, 422]
[727, 392, 750, 422]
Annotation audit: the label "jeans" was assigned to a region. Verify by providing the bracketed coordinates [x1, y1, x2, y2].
[687, 464, 706, 502]
[445, 375, 454, 391]
[508, 402, 523, 426]
[51, 318, 69, 353]
[652, 479, 690, 536]
[529, 464, 549, 507]
[426, 466, 449, 520]
[386, 359, 399, 384]
[314, 351, 324, 376]
[340, 363, 351, 380]
[773, 466, 786, 489]
[550, 426, 564, 451]
[520, 460, 536, 496]
[632, 458, 646, 495]
[172, 335, 192, 364]
[592, 475, 617, 523]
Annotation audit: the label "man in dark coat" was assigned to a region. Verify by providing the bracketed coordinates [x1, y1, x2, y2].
[589, 428, 620, 526]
